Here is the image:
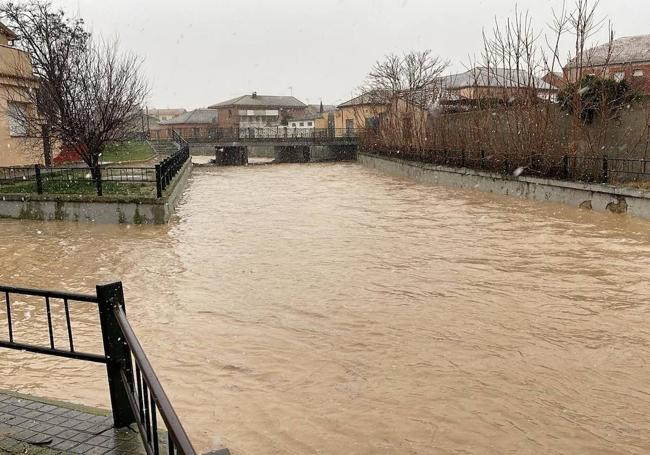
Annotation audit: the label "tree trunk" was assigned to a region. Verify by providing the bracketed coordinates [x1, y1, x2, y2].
[90, 154, 102, 196]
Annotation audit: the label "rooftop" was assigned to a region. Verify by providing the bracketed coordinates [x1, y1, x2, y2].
[0, 22, 18, 41]
[161, 108, 218, 125]
[567, 34, 650, 68]
[438, 67, 554, 91]
[337, 90, 392, 108]
[148, 108, 187, 116]
[209, 93, 307, 109]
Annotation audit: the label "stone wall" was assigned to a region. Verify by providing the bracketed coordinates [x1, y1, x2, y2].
[358, 152, 650, 220]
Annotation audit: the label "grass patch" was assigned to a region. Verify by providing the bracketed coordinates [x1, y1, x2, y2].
[0, 179, 156, 197]
[102, 141, 155, 163]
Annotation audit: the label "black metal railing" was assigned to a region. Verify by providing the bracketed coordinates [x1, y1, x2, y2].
[0, 282, 198, 455]
[170, 129, 189, 148]
[365, 148, 650, 184]
[0, 150, 189, 199]
[177, 127, 361, 143]
[155, 144, 190, 198]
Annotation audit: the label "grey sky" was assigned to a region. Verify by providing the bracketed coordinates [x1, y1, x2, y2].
[57, 0, 649, 109]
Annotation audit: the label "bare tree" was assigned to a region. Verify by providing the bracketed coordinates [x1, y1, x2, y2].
[1, 0, 148, 188]
[359, 50, 448, 150]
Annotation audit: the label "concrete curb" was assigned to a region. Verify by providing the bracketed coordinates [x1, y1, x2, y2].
[358, 152, 650, 220]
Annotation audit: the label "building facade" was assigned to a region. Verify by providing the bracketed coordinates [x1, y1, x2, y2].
[156, 109, 219, 139]
[335, 92, 389, 132]
[0, 22, 43, 166]
[208, 92, 307, 129]
[437, 67, 557, 107]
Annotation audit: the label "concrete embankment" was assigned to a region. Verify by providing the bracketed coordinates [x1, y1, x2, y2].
[358, 152, 650, 220]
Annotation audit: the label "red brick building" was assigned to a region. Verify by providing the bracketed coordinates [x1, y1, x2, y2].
[208, 92, 307, 129]
[564, 35, 650, 94]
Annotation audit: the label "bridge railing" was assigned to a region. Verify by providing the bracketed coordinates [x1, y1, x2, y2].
[0, 281, 199, 455]
[179, 127, 364, 143]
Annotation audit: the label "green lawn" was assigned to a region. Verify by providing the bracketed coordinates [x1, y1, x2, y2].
[102, 141, 155, 163]
[0, 178, 156, 197]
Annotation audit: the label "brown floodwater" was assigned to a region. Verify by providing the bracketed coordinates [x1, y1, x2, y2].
[2, 162, 650, 454]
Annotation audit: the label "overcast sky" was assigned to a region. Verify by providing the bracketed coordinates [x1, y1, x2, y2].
[55, 0, 649, 109]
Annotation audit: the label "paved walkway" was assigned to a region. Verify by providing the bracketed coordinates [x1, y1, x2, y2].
[0, 391, 145, 454]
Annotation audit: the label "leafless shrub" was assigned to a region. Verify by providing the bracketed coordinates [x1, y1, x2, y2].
[363, 1, 650, 183]
[355, 50, 448, 151]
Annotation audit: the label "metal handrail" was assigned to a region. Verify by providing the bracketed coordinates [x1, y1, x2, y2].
[114, 305, 196, 455]
[0, 285, 104, 363]
[0, 281, 200, 455]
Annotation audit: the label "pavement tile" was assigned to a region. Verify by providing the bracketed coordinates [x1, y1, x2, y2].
[72, 420, 95, 431]
[29, 422, 53, 434]
[25, 402, 44, 410]
[49, 438, 80, 451]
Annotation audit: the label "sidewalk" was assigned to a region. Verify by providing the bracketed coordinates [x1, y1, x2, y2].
[0, 391, 145, 454]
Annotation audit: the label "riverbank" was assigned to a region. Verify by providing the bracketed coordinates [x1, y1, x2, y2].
[358, 152, 650, 219]
[0, 159, 191, 224]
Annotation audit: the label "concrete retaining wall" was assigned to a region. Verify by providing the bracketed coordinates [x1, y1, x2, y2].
[358, 152, 650, 219]
[0, 160, 192, 224]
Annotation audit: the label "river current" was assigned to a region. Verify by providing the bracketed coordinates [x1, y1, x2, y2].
[2, 162, 650, 454]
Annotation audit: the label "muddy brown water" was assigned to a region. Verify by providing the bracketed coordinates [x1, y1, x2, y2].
[2, 162, 650, 454]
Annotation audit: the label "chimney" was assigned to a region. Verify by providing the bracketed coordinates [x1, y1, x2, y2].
[252, 91, 257, 99]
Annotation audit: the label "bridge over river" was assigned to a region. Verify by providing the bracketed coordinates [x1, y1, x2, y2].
[2, 162, 650, 454]
[155, 127, 362, 164]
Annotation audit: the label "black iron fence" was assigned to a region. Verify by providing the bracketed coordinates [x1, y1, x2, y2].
[179, 127, 361, 143]
[0, 281, 198, 455]
[155, 144, 190, 198]
[366, 148, 650, 184]
[0, 146, 189, 198]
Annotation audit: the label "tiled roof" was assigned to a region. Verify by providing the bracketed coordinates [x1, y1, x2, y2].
[149, 108, 187, 116]
[306, 104, 336, 114]
[567, 35, 650, 67]
[438, 67, 554, 91]
[161, 109, 218, 125]
[337, 90, 392, 108]
[209, 94, 307, 109]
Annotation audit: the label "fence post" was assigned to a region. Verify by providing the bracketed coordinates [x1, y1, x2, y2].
[562, 155, 569, 179]
[155, 164, 162, 198]
[95, 167, 103, 196]
[96, 282, 135, 428]
[602, 155, 609, 183]
[34, 164, 43, 194]
[460, 150, 465, 168]
[480, 150, 486, 169]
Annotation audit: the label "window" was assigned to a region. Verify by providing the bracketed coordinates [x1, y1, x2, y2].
[613, 71, 625, 82]
[299, 122, 304, 126]
[307, 122, 313, 126]
[633, 69, 645, 77]
[7, 102, 27, 137]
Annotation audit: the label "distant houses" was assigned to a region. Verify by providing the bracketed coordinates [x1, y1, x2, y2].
[208, 92, 307, 129]
[437, 67, 557, 108]
[148, 108, 187, 123]
[157, 109, 218, 139]
[287, 103, 336, 130]
[564, 34, 650, 94]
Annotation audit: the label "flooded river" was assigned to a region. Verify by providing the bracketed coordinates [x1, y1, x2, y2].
[2, 162, 650, 454]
